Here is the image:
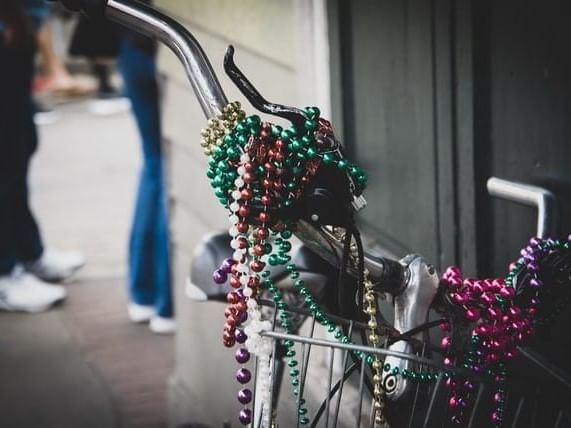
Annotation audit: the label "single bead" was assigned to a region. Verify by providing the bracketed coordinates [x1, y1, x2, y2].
[212, 269, 228, 284]
[239, 408, 252, 425]
[227, 291, 240, 304]
[499, 286, 516, 299]
[261, 195, 272, 206]
[465, 307, 481, 321]
[321, 153, 335, 165]
[223, 329, 236, 346]
[237, 388, 252, 405]
[237, 205, 250, 218]
[306, 147, 318, 159]
[229, 275, 241, 289]
[289, 140, 302, 152]
[304, 120, 318, 131]
[221, 258, 236, 273]
[250, 260, 265, 272]
[236, 368, 252, 384]
[441, 336, 452, 350]
[305, 106, 320, 119]
[235, 348, 250, 364]
[257, 228, 270, 240]
[491, 411, 502, 424]
[235, 329, 247, 344]
[252, 244, 264, 257]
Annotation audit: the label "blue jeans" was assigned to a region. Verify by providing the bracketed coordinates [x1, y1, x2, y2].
[118, 40, 173, 318]
[0, 41, 44, 275]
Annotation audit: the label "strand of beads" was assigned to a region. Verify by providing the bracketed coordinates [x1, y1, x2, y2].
[204, 106, 375, 426]
[439, 236, 571, 426]
[362, 271, 386, 425]
[438, 235, 571, 427]
[506, 236, 571, 326]
[342, 228, 388, 426]
[261, 267, 309, 425]
[200, 101, 246, 156]
[441, 267, 524, 426]
[228, 165, 257, 425]
[238, 151, 278, 427]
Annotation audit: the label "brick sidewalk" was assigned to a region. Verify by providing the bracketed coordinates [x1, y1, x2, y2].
[0, 101, 173, 428]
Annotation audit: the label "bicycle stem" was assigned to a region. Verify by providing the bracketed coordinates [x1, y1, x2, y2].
[295, 221, 406, 293]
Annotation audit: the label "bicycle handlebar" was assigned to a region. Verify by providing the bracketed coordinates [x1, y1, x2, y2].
[51, 0, 408, 291]
[48, 0, 446, 403]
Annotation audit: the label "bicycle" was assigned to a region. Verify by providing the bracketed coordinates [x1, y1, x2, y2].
[51, 1, 571, 427]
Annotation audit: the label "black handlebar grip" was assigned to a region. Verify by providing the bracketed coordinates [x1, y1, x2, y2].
[47, 0, 108, 17]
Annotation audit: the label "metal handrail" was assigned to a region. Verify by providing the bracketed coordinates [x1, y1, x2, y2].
[487, 177, 558, 238]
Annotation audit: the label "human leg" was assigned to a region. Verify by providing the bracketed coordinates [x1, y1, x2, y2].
[0, 30, 65, 311]
[119, 38, 173, 320]
[0, 35, 44, 275]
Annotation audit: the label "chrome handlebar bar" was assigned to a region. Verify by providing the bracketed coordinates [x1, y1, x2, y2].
[107, 0, 228, 118]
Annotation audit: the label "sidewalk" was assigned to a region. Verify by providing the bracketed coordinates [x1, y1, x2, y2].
[0, 100, 173, 428]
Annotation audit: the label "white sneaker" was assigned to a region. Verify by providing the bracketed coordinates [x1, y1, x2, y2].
[24, 249, 86, 282]
[89, 96, 131, 116]
[0, 267, 66, 313]
[149, 316, 176, 335]
[127, 302, 155, 323]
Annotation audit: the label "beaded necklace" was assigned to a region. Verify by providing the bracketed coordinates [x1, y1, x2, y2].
[440, 235, 571, 426]
[203, 101, 385, 426]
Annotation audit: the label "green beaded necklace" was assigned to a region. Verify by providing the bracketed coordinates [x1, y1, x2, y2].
[204, 103, 447, 426]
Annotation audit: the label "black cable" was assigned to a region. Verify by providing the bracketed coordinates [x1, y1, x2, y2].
[352, 223, 366, 318]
